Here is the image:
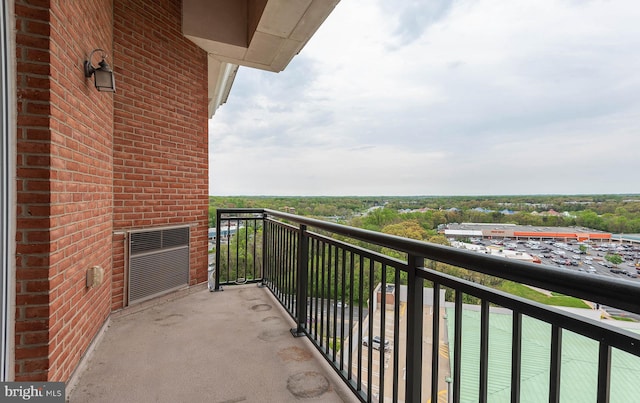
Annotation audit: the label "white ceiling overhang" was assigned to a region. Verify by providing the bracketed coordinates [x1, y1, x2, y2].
[182, 0, 340, 117]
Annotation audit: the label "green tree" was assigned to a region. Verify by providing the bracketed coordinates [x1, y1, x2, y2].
[382, 220, 428, 240]
[361, 207, 400, 231]
[208, 206, 216, 227]
[430, 211, 447, 227]
[426, 234, 449, 245]
[575, 210, 604, 230]
[605, 254, 623, 267]
[218, 226, 263, 283]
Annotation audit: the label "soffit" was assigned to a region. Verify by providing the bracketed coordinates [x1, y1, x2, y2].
[183, 0, 340, 117]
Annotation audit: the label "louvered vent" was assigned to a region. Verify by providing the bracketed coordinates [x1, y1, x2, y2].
[128, 226, 190, 304]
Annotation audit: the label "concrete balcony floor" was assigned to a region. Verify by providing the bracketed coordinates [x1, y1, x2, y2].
[67, 284, 358, 403]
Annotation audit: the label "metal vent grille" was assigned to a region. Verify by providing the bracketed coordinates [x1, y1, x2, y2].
[130, 231, 162, 255]
[128, 226, 190, 304]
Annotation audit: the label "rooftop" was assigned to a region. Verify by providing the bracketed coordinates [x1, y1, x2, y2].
[445, 223, 609, 234]
[447, 306, 640, 402]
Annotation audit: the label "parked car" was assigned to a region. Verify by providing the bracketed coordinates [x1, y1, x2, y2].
[363, 336, 390, 351]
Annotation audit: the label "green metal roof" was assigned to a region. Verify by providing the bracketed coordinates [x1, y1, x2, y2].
[446, 308, 640, 402]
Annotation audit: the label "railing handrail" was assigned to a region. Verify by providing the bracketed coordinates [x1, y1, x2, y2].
[216, 208, 640, 315]
[217, 207, 640, 402]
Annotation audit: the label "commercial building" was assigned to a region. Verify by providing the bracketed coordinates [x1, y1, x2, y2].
[443, 223, 612, 242]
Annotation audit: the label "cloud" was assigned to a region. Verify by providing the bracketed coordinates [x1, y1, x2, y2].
[209, 0, 640, 196]
[210, 144, 448, 196]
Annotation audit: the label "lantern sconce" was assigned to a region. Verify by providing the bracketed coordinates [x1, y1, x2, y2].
[84, 49, 116, 92]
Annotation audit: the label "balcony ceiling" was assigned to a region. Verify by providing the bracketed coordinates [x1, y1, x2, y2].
[182, 0, 340, 117]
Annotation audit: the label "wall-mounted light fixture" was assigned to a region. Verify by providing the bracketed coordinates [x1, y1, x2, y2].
[84, 49, 116, 92]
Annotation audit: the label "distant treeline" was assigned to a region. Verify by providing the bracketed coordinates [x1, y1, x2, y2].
[209, 194, 640, 234]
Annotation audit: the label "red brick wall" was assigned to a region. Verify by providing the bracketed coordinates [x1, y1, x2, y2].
[15, 0, 114, 381]
[111, 232, 125, 310]
[15, 0, 209, 382]
[112, 0, 209, 309]
[14, 0, 52, 381]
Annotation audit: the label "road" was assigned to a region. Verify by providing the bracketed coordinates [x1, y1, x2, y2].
[344, 302, 451, 403]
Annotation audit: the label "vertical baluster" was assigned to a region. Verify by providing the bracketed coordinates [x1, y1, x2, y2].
[549, 325, 562, 403]
[379, 262, 387, 403]
[453, 290, 462, 403]
[480, 300, 489, 403]
[291, 225, 308, 337]
[596, 342, 611, 403]
[367, 258, 374, 400]
[252, 219, 257, 281]
[214, 210, 222, 291]
[227, 216, 231, 284]
[332, 245, 338, 362]
[243, 218, 248, 281]
[511, 311, 522, 403]
[314, 238, 320, 339]
[348, 250, 355, 381]
[260, 215, 267, 287]
[392, 267, 400, 403]
[340, 248, 347, 370]
[235, 218, 240, 283]
[320, 242, 326, 350]
[431, 282, 441, 403]
[405, 254, 424, 403]
[357, 254, 364, 392]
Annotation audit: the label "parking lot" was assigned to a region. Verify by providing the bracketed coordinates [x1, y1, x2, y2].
[463, 237, 640, 281]
[454, 238, 640, 320]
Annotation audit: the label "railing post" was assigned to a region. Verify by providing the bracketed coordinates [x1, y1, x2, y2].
[213, 209, 223, 291]
[291, 224, 308, 337]
[406, 254, 424, 402]
[259, 212, 267, 288]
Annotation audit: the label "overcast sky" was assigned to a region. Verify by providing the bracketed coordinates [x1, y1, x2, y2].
[208, 0, 640, 196]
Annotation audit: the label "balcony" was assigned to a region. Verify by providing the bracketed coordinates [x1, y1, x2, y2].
[67, 283, 357, 402]
[69, 209, 640, 402]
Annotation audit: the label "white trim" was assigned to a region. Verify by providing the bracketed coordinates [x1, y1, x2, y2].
[213, 62, 238, 112]
[208, 58, 238, 118]
[0, 0, 16, 382]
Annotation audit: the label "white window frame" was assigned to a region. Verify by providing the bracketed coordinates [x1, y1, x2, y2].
[1, 0, 16, 382]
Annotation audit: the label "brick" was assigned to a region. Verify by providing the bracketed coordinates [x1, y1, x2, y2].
[25, 280, 50, 293]
[23, 358, 50, 373]
[22, 331, 50, 346]
[14, 373, 48, 382]
[15, 345, 49, 360]
[16, 294, 49, 306]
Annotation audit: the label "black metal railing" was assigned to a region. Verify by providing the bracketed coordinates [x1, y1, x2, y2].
[213, 211, 264, 286]
[215, 208, 640, 403]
